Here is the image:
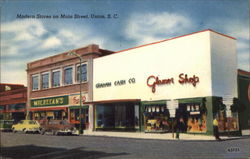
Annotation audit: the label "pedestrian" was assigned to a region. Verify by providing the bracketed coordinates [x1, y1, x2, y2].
[213, 116, 222, 141]
[176, 118, 185, 139]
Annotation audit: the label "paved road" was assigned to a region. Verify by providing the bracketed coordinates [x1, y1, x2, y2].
[1, 132, 249, 159]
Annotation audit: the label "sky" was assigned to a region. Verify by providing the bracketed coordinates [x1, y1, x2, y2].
[1, 0, 249, 86]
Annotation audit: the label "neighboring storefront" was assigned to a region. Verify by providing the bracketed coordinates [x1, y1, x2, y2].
[93, 29, 239, 135]
[27, 44, 113, 131]
[0, 83, 27, 122]
[237, 69, 250, 135]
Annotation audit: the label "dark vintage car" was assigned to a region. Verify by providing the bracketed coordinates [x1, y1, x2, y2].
[40, 120, 77, 135]
[0, 120, 14, 131]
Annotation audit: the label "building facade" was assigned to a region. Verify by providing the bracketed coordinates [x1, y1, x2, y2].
[26, 44, 113, 130]
[0, 83, 27, 122]
[237, 69, 250, 135]
[92, 29, 240, 135]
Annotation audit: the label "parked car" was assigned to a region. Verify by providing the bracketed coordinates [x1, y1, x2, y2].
[0, 120, 14, 131]
[40, 119, 77, 135]
[12, 120, 41, 133]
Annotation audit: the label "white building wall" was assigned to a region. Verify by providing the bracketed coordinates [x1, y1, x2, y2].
[93, 31, 215, 101]
[210, 32, 238, 97]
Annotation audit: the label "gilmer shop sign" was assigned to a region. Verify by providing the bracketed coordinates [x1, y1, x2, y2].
[31, 96, 68, 107]
[147, 73, 200, 93]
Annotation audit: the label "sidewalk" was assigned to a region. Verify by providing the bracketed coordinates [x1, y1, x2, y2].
[82, 130, 240, 141]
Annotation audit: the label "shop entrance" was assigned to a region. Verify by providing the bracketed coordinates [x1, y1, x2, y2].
[69, 106, 89, 130]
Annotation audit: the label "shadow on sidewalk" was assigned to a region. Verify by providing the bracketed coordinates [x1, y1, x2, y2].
[1, 145, 128, 159]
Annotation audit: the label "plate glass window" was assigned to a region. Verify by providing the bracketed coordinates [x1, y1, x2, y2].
[77, 64, 87, 82]
[52, 71, 61, 87]
[32, 75, 39, 90]
[42, 73, 49, 89]
[64, 67, 73, 85]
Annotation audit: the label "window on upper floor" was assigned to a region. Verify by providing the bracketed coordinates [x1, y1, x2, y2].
[64, 67, 73, 85]
[76, 64, 87, 82]
[32, 74, 39, 91]
[41, 72, 49, 89]
[52, 70, 61, 87]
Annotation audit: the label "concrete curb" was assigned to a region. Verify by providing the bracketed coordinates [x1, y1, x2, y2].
[79, 131, 242, 141]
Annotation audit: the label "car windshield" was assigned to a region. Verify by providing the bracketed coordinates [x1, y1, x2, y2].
[29, 121, 37, 124]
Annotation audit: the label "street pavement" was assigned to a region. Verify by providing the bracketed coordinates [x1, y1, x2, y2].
[1, 132, 249, 159]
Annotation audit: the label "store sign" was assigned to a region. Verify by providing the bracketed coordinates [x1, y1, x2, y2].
[169, 109, 176, 117]
[147, 73, 199, 93]
[96, 78, 136, 88]
[223, 96, 233, 108]
[166, 100, 179, 109]
[31, 96, 68, 107]
[69, 94, 89, 106]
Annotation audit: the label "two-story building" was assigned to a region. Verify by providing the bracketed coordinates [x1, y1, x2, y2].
[26, 44, 113, 130]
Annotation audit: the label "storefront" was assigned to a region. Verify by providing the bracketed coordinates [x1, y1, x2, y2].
[30, 94, 90, 129]
[94, 100, 140, 131]
[237, 69, 250, 135]
[0, 84, 27, 122]
[93, 29, 239, 135]
[30, 95, 69, 121]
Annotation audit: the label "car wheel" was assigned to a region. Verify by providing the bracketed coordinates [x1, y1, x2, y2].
[12, 128, 17, 133]
[52, 130, 57, 135]
[40, 129, 46, 135]
[23, 128, 27, 134]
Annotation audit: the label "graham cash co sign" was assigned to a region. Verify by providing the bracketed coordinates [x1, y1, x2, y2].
[147, 73, 200, 93]
[31, 96, 68, 107]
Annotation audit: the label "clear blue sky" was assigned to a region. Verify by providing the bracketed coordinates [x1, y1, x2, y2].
[1, 0, 249, 85]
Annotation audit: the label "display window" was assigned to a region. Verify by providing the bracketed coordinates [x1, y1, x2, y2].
[33, 110, 67, 121]
[95, 103, 137, 130]
[143, 105, 171, 133]
[178, 103, 207, 133]
[217, 111, 239, 132]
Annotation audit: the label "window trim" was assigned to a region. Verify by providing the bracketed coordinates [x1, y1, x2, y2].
[41, 71, 50, 89]
[52, 69, 62, 88]
[76, 62, 88, 83]
[64, 66, 74, 85]
[31, 74, 40, 91]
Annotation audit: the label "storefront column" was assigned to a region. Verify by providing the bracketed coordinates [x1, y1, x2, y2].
[88, 104, 94, 132]
[206, 97, 214, 135]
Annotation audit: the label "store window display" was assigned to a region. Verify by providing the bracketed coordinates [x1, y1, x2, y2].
[178, 102, 207, 133]
[144, 105, 170, 132]
[214, 98, 239, 132]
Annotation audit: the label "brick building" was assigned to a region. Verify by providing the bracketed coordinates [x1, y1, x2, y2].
[0, 83, 27, 122]
[26, 44, 113, 131]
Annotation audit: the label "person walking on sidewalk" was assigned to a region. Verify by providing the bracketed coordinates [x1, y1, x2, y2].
[213, 116, 221, 141]
[176, 118, 185, 139]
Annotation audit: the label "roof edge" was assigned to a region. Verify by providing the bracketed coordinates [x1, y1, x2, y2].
[114, 29, 236, 54]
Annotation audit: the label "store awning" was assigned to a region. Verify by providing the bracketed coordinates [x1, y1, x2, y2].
[29, 106, 67, 111]
[69, 105, 89, 109]
[92, 99, 141, 104]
